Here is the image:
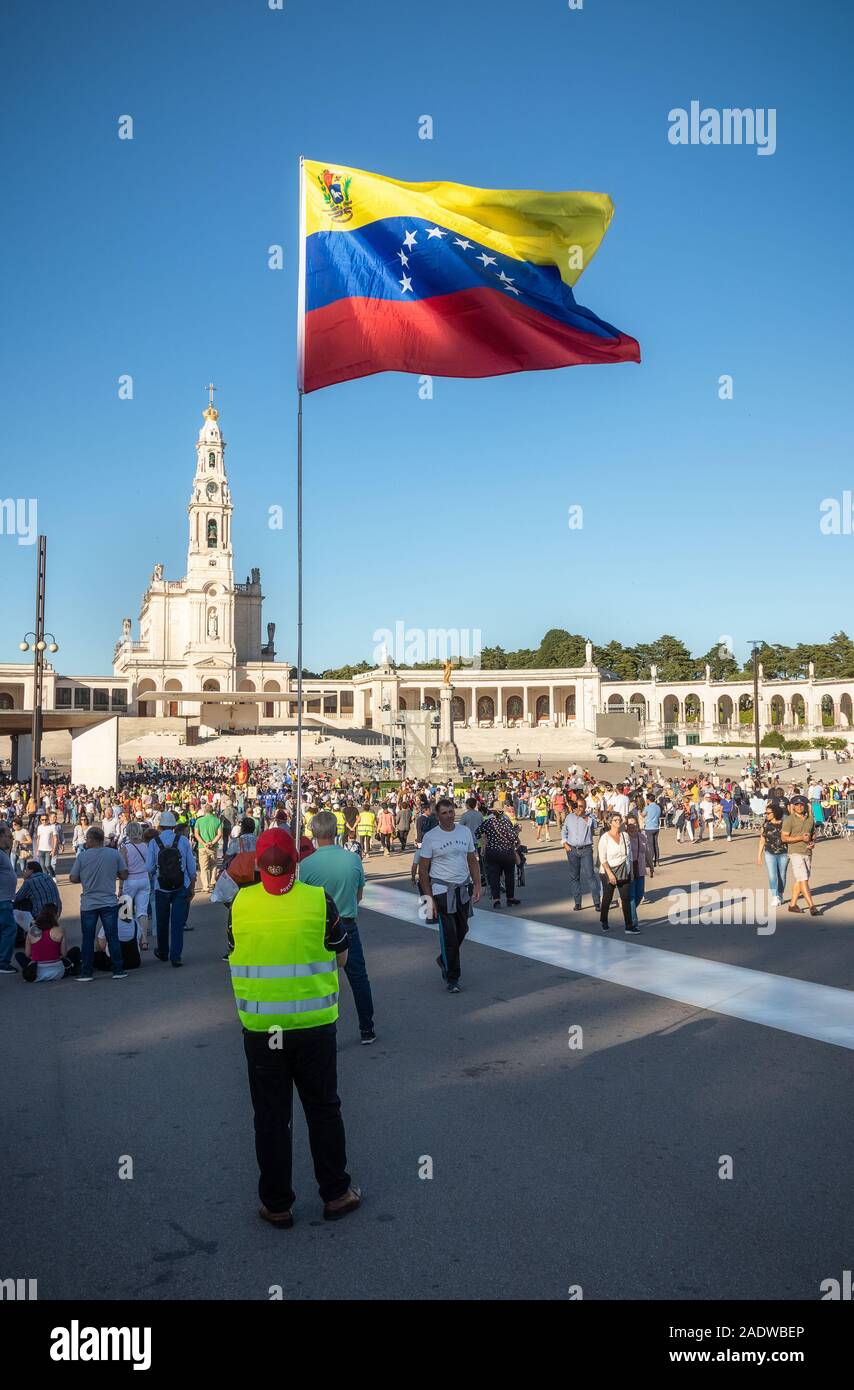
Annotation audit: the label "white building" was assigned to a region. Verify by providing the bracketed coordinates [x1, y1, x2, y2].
[2, 395, 853, 749]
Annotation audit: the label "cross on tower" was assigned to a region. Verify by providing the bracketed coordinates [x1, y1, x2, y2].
[204, 382, 217, 407]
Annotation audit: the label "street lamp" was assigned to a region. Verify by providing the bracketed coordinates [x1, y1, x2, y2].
[747, 639, 764, 774]
[20, 535, 56, 806]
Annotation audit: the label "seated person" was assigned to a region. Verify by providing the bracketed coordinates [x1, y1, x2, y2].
[13, 860, 62, 947]
[15, 903, 80, 982]
[92, 903, 142, 972]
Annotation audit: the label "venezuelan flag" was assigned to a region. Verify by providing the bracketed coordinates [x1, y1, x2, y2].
[299, 160, 639, 393]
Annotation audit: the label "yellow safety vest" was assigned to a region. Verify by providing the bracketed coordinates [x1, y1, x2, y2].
[334, 809, 346, 834]
[358, 811, 376, 835]
[230, 881, 338, 1032]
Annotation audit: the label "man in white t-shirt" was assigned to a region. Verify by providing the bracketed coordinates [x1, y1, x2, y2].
[612, 786, 630, 819]
[418, 798, 481, 993]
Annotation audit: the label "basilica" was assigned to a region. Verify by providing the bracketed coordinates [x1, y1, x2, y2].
[2, 396, 854, 750]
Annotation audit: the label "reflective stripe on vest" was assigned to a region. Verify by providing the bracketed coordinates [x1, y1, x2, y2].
[230, 880, 338, 1032]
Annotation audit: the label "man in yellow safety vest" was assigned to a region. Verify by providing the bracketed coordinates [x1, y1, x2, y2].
[229, 827, 361, 1227]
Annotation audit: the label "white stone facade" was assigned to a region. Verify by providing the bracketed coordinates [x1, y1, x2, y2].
[2, 401, 853, 743]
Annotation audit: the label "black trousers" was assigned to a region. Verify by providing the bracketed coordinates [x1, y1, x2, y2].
[599, 876, 634, 928]
[647, 829, 660, 865]
[242, 1024, 351, 1212]
[485, 850, 516, 902]
[433, 889, 470, 983]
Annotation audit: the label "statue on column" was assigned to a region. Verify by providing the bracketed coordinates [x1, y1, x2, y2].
[442, 658, 454, 685]
[152, 563, 163, 582]
[207, 608, 218, 639]
[122, 617, 132, 641]
[584, 640, 593, 665]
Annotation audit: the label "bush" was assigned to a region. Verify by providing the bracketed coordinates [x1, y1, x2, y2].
[783, 738, 812, 751]
[761, 731, 785, 749]
[826, 737, 848, 750]
[811, 737, 830, 749]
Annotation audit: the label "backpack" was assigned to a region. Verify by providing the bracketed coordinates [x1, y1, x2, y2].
[155, 835, 184, 891]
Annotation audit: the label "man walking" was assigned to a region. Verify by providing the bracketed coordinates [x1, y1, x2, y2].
[69, 826, 129, 980]
[146, 810, 197, 966]
[193, 802, 222, 892]
[299, 811, 376, 1044]
[418, 797, 481, 992]
[229, 827, 360, 1226]
[479, 803, 521, 909]
[643, 794, 662, 865]
[561, 801, 601, 913]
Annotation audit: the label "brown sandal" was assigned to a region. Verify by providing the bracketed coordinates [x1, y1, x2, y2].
[787, 905, 802, 913]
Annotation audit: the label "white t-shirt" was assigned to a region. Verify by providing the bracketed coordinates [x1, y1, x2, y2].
[419, 824, 476, 889]
[612, 793, 630, 818]
[35, 825, 55, 853]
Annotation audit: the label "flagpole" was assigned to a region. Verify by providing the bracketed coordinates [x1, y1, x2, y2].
[294, 154, 306, 869]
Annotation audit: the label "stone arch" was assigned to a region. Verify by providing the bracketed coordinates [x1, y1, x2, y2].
[477, 695, 495, 722]
[840, 693, 853, 728]
[398, 697, 407, 711]
[629, 692, 647, 717]
[0, 693, 13, 710]
[506, 695, 523, 721]
[238, 680, 255, 691]
[207, 517, 218, 548]
[607, 693, 625, 712]
[565, 690, 576, 719]
[164, 678, 182, 719]
[202, 679, 220, 692]
[536, 695, 550, 721]
[662, 694, 679, 723]
[423, 695, 436, 710]
[770, 695, 785, 726]
[717, 694, 734, 725]
[263, 679, 280, 719]
[451, 696, 465, 722]
[137, 678, 156, 718]
[790, 693, 806, 725]
[821, 693, 835, 727]
[684, 693, 702, 723]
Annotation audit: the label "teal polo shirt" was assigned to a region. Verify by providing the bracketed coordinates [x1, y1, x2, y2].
[300, 844, 364, 921]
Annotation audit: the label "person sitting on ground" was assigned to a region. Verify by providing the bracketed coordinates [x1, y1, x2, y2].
[15, 903, 81, 982]
[13, 860, 62, 946]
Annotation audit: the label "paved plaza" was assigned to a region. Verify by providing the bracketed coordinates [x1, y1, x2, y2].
[4, 815, 853, 1301]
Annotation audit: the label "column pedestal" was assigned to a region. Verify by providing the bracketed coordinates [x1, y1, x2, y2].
[434, 685, 463, 776]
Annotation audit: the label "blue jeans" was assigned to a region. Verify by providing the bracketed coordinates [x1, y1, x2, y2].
[565, 844, 600, 908]
[764, 852, 788, 898]
[38, 850, 53, 876]
[155, 886, 190, 961]
[0, 901, 15, 965]
[340, 917, 374, 1035]
[80, 905, 124, 977]
[630, 875, 645, 926]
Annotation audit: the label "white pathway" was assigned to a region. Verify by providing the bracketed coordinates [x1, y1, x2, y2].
[363, 882, 854, 1052]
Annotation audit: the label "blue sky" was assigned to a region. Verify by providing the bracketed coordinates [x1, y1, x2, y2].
[1, 0, 852, 674]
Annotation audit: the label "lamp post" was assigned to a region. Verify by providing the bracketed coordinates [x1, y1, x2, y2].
[19, 535, 58, 807]
[747, 639, 764, 775]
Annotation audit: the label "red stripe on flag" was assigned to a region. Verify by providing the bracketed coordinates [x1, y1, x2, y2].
[303, 286, 640, 393]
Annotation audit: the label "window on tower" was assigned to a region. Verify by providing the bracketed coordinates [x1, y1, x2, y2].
[207, 519, 218, 548]
[208, 452, 215, 467]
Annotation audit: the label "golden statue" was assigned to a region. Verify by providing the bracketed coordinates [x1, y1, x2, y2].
[442, 659, 453, 685]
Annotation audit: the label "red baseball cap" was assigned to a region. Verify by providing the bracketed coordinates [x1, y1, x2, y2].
[256, 828, 297, 895]
[298, 836, 315, 861]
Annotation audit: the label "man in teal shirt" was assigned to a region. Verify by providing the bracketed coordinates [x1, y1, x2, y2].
[300, 811, 376, 1044]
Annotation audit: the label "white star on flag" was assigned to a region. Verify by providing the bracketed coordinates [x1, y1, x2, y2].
[426, 226, 447, 239]
[503, 283, 521, 295]
[477, 252, 497, 267]
[453, 237, 472, 250]
[399, 274, 413, 294]
[498, 270, 514, 284]
[403, 230, 417, 249]
[398, 249, 409, 266]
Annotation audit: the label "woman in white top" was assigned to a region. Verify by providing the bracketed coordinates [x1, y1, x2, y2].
[597, 812, 638, 934]
[121, 821, 151, 950]
[72, 816, 90, 856]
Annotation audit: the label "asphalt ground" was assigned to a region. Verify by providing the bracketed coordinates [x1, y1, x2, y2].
[3, 821, 853, 1302]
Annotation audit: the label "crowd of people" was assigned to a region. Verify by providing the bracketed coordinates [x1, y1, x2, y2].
[0, 750, 849, 1223]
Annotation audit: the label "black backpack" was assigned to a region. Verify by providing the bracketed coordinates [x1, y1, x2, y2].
[154, 834, 183, 891]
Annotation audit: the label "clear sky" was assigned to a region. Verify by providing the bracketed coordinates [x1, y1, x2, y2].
[1, 0, 852, 675]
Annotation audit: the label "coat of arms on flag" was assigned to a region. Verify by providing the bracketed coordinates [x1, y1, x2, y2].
[317, 168, 353, 223]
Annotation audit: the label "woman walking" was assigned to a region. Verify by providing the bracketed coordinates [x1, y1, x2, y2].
[598, 813, 638, 934]
[624, 813, 654, 928]
[121, 821, 152, 950]
[756, 801, 789, 906]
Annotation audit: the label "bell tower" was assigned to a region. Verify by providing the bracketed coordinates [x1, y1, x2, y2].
[185, 385, 236, 670]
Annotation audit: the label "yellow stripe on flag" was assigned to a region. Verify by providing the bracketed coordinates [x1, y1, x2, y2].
[304, 160, 615, 287]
